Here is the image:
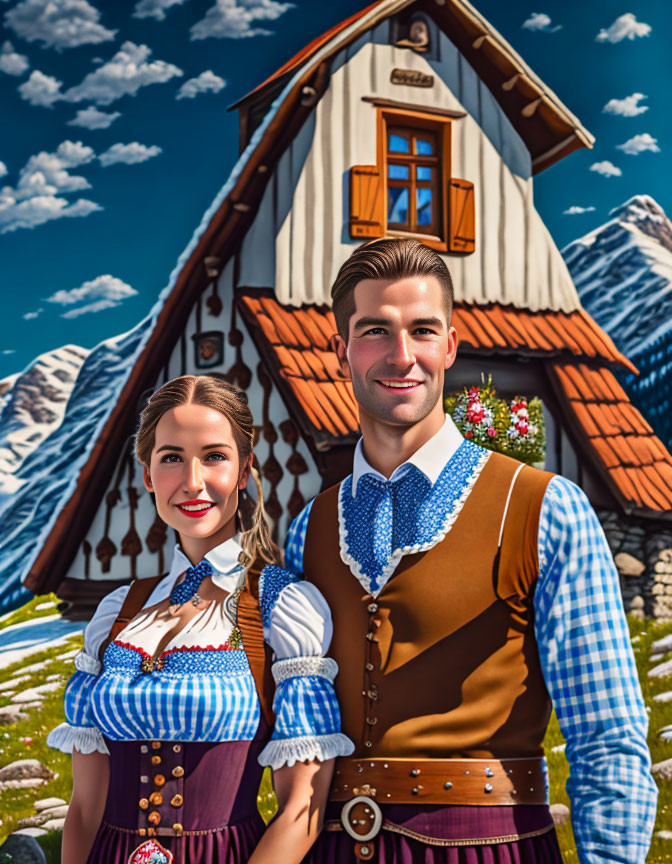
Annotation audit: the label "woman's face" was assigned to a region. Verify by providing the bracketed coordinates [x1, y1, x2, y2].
[144, 402, 251, 555]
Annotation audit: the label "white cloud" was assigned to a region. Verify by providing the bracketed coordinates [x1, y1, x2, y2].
[190, 0, 294, 40]
[67, 105, 121, 129]
[522, 12, 561, 33]
[0, 140, 101, 232]
[0, 41, 29, 76]
[0, 190, 101, 232]
[590, 160, 622, 177]
[64, 41, 183, 105]
[176, 70, 226, 100]
[45, 275, 137, 318]
[99, 142, 162, 167]
[596, 13, 651, 44]
[564, 206, 596, 215]
[18, 69, 63, 107]
[22, 307, 43, 320]
[133, 0, 188, 20]
[5, 0, 116, 52]
[2, 349, 16, 355]
[616, 133, 660, 155]
[0, 162, 7, 179]
[603, 92, 648, 117]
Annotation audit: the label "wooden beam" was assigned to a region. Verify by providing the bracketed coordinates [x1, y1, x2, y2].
[361, 96, 466, 120]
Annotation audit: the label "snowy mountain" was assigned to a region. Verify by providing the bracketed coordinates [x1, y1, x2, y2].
[0, 317, 154, 612]
[563, 195, 672, 449]
[0, 345, 90, 494]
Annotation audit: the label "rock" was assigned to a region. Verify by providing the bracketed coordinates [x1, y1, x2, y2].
[0, 778, 49, 791]
[648, 658, 672, 678]
[36, 805, 68, 819]
[550, 803, 570, 826]
[0, 759, 54, 782]
[0, 704, 29, 723]
[658, 724, 672, 741]
[13, 828, 47, 838]
[653, 691, 672, 702]
[650, 653, 666, 663]
[11, 682, 62, 704]
[45, 674, 63, 682]
[630, 595, 645, 610]
[56, 649, 78, 661]
[33, 797, 66, 811]
[652, 633, 672, 654]
[657, 830, 672, 839]
[17, 815, 48, 828]
[40, 818, 65, 831]
[14, 660, 52, 676]
[652, 758, 672, 779]
[0, 833, 47, 863]
[615, 552, 646, 576]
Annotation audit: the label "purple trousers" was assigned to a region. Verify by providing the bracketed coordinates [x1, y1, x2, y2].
[304, 803, 562, 863]
[87, 737, 266, 864]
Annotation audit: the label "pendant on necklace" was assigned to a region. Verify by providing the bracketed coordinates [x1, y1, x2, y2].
[191, 593, 202, 607]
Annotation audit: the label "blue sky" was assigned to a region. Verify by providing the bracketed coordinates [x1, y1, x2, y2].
[0, 0, 669, 378]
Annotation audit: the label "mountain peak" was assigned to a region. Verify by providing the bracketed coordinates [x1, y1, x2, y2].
[606, 195, 672, 252]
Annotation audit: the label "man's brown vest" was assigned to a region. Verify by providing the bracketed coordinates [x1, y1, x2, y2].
[303, 451, 554, 759]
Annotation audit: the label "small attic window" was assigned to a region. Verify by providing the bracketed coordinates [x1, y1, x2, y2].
[390, 12, 439, 61]
[387, 125, 441, 236]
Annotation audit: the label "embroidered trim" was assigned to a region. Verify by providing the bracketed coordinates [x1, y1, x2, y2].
[323, 819, 555, 846]
[259, 565, 302, 630]
[74, 650, 101, 675]
[258, 732, 354, 769]
[337, 445, 491, 595]
[112, 639, 241, 659]
[272, 657, 338, 684]
[46, 722, 110, 755]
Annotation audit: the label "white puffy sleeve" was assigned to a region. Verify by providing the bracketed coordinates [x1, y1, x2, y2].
[47, 585, 130, 756]
[256, 565, 354, 769]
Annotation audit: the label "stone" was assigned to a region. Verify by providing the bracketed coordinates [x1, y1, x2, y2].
[652, 758, 672, 779]
[0, 833, 47, 863]
[33, 797, 66, 811]
[35, 805, 68, 819]
[0, 778, 48, 791]
[653, 691, 672, 703]
[658, 724, 672, 741]
[652, 633, 672, 654]
[11, 682, 62, 704]
[56, 649, 78, 661]
[13, 828, 47, 838]
[0, 759, 54, 782]
[40, 818, 65, 831]
[0, 704, 29, 723]
[648, 658, 672, 678]
[45, 674, 63, 682]
[615, 552, 646, 576]
[549, 803, 570, 826]
[0, 675, 29, 692]
[630, 595, 645, 610]
[656, 830, 672, 839]
[14, 660, 52, 676]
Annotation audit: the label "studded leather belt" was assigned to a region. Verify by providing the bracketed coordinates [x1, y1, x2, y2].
[331, 756, 548, 806]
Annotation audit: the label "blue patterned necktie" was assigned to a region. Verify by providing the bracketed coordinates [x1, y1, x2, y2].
[170, 559, 214, 606]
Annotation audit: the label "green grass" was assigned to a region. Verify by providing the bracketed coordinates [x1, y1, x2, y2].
[2, 599, 672, 860]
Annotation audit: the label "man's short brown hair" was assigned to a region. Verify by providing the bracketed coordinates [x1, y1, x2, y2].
[331, 238, 454, 341]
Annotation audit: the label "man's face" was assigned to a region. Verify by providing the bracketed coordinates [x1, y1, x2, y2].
[335, 275, 458, 428]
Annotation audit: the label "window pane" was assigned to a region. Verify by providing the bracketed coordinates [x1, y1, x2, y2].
[388, 186, 409, 224]
[388, 164, 410, 180]
[388, 133, 410, 153]
[416, 188, 432, 226]
[416, 166, 433, 181]
[415, 137, 434, 155]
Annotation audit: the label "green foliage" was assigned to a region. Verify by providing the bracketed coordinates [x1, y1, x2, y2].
[445, 374, 546, 465]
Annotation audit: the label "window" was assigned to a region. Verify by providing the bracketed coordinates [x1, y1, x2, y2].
[349, 102, 475, 254]
[386, 125, 441, 236]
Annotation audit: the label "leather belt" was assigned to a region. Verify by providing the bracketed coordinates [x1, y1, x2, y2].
[331, 756, 548, 806]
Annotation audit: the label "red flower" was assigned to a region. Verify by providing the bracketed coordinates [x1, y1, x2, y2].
[464, 430, 474, 439]
[487, 427, 497, 437]
[517, 422, 529, 435]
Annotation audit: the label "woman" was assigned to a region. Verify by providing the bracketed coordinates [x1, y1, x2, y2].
[48, 375, 353, 864]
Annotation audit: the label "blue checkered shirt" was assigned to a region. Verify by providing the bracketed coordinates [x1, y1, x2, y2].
[285, 473, 657, 863]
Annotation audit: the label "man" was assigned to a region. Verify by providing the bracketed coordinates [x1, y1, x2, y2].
[283, 238, 656, 863]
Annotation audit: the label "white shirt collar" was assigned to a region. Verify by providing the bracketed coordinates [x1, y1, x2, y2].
[351, 414, 464, 496]
[168, 535, 247, 593]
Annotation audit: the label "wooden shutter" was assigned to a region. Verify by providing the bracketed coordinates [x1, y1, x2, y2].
[449, 178, 475, 253]
[350, 165, 384, 239]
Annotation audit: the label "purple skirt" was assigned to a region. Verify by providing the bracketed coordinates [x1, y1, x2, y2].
[88, 736, 267, 864]
[304, 803, 562, 864]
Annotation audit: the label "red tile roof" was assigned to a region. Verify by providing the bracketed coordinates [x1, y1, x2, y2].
[239, 293, 670, 515]
[549, 362, 672, 513]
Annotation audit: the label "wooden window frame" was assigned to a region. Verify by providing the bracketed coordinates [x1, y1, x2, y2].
[377, 106, 452, 253]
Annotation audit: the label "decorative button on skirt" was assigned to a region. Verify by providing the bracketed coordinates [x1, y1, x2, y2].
[87, 736, 267, 864]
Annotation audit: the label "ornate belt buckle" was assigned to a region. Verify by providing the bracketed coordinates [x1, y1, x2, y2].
[127, 838, 174, 864]
[341, 794, 383, 843]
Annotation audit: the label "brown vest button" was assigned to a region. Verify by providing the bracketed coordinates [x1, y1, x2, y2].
[367, 603, 378, 613]
[364, 740, 373, 748]
[151, 741, 161, 750]
[138, 828, 147, 837]
[138, 798, 149, 810]
[172, 766, 185, 778]
[147, 827, 157, 837]
[365, 662, 374, 671]
[173, 744, 182, 753]
[140, 745, 149, 754]
[367, 689, 378, 701]
[149, 792, 163, 806]
[148, 811, 161, 825]
[173, 823, 184, 836]
[151, 755, 161, 765]
[171, 794, 184, 807]
[366, 717, 377, 726]
[153, 774, 166, 787]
